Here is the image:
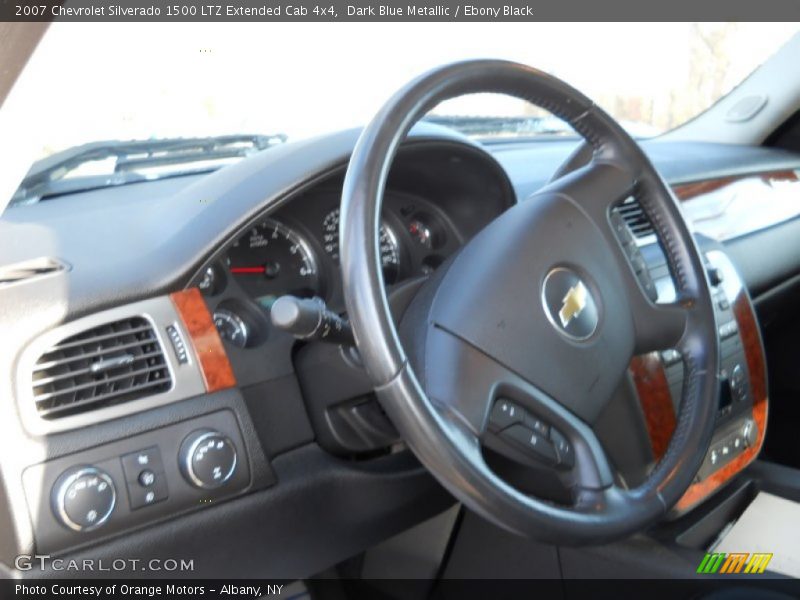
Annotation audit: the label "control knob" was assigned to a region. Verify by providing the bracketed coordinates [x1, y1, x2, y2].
[179, 429, 237, 489]
[742, 419, 758, 448]
[52, 466, 116, 532]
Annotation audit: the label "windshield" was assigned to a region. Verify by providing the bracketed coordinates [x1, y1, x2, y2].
[1, 22, 797, 205]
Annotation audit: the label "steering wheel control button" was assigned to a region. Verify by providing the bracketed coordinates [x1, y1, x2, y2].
[541, 268, 600, 341]
[488, 399, 525, 432]
[524, 414, 550, 437]
[52, 466, 116, 532]
[180, 430, 238, 490]
[549, 429, 575, 469]
[502, 424, 559, 466]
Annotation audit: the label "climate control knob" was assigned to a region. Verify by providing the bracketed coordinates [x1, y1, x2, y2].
[179, 429, 237, 489]
[52, 466, 116, 532]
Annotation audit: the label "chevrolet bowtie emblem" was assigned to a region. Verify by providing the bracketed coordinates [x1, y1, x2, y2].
[558, 281, 588, 328]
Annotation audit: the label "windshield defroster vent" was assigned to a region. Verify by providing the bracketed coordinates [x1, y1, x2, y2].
[615, 197, 655, 239]
[31, 316, 172, 419]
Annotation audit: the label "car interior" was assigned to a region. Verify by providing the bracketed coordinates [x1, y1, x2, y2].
[2, 22, 800, 598]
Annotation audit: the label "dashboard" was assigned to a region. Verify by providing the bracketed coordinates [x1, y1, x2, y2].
[1, 123, 800, 577]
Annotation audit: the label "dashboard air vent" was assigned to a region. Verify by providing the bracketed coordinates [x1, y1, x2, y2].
[615, 197, 655, 239]
[32, 317, 172, 419]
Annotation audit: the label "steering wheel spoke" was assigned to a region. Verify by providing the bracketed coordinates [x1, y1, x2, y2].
[419, 326, 615, 491]
[535, 157, 638, 223]
[630, 297, 691, 354]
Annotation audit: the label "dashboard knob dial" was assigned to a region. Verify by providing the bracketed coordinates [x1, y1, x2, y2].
[742, 419, 758, 448]
[52, 466, 116, 532]
[179, 430, 237, 489]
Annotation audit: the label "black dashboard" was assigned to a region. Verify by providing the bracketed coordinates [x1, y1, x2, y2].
[2, 123, 800, 578]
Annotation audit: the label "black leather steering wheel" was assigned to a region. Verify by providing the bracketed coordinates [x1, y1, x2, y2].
[339, 60, 719, 545]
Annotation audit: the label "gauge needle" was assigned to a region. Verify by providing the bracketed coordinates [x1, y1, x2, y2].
[230, 266, 266, 274]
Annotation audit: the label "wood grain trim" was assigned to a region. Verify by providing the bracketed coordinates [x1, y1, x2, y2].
[674, 291, 769, 512]
[630, 288, 768, 512]
[673, 170, 798, 201]
[630, 353, 675, 461]
[170, 288, 236, 393]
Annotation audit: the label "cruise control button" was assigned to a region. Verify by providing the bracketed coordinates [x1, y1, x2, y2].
[488, 399, 525, 432]
[630, 253, 648, 274]
[549, 429, 574, 469]
[501, 424, 559, 465]
[523, 413, 550, 437]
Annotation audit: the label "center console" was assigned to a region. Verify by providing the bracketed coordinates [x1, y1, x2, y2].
[630, 245, 768, 516]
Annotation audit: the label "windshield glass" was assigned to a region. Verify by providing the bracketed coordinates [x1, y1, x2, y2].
[1, 22, 797, 204]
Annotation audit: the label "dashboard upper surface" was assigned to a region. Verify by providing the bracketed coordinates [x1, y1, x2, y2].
[3, 131, 800, 324]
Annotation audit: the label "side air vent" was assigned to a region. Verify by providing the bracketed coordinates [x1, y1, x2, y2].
[615, 197, 655, 239]
[32, 317, 172, 419]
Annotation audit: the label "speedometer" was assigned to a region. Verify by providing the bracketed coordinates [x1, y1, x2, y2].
[322, 208, 400, 283]
[227, 219, 320, 301]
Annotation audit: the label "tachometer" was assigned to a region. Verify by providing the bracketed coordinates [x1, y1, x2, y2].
[227, 219, 320, 301]
[322, 208, 400, 283]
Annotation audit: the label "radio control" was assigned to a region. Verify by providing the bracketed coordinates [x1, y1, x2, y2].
[742, 419, 758, 448]
[708, 266, 725, 287]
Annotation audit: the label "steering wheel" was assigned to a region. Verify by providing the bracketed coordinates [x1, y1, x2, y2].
[339, 60, 719, 544]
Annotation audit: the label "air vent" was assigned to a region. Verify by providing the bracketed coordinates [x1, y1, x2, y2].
[615, 197, 655, 239]
[32, 317, 172, 419]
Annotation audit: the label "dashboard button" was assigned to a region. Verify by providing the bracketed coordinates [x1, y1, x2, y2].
[128, 473, 168, 509]
[121, 446, 164, 479]
[742, 419, 758, 448]
[708, 266, 725, 287]
[138, 469, 156, 487]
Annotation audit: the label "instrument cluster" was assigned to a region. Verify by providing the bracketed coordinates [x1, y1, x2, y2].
[196, 189, 464, 349]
